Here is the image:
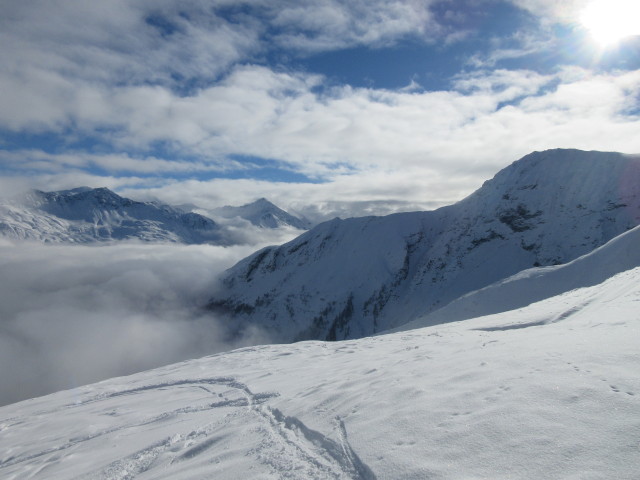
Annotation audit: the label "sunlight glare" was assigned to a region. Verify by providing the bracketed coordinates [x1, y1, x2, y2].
[580, 0, 640, 46]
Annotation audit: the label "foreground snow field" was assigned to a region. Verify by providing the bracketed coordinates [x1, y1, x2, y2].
[1, 265, 639, 479]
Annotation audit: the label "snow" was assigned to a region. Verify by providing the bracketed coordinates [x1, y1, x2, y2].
[213, 197, 311, 230]
[210, 149, 640, 341]
[0, 188, 308, 246]
[401, 224, 640, 329]
[0, 187, 224, 244]
[1, 263, 639, 479]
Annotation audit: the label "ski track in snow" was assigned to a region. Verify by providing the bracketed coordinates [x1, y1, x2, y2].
[1, 377, 374, 480]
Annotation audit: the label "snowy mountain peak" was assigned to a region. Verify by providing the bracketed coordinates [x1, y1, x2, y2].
[55, 186, 94, 195]
[214, 197, 311, 230]
[475, 148, 637, 198]
[1, 187, 225, 244]
[210, 149, 640, 342]
[33, 186, 135, 215]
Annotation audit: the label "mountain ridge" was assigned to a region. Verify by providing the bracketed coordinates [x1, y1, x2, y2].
[213, 197, 311, 230]
[210, 149, 640, 341]
[399, 223, 640, 331]
[0, 187, 225, 244]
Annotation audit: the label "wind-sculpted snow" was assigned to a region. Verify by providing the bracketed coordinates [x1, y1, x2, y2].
[1, 267, 639, 479]
[211, 149, 640, 341]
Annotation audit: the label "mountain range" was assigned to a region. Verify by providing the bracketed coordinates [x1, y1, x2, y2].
[0, 188, 308, 244]
[210, 149, 640, 341]
[1, 148, 639, 479]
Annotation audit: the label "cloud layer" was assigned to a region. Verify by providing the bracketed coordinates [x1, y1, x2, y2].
[1, 1, 640, 216]
[0, 241, 274, 406]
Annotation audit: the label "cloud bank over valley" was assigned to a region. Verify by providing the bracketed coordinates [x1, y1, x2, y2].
[0, 241, 272, 406]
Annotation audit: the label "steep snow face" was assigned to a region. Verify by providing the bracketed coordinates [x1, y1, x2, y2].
[401, 224, 640, 330]
[214, 198, 311, 230]
[211, 149, 640, 341]
[0, 187, 224, 244]
[2, 266, 639, 479]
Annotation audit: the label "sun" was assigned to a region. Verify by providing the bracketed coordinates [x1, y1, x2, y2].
[580, 0, 640, 46]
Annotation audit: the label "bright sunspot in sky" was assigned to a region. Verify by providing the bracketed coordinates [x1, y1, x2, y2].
[580, 0, 640, 46]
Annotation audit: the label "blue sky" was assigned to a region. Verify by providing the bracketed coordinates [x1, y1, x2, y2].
[1, 0, 639, 219]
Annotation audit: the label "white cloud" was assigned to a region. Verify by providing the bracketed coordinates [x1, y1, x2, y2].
[0, 149, 240, 175]
[0, 0, 480, 136]
[465, 30, 556, 68]
[0, 0, 441, 96]
[3, 64, 640, 219]
[154, 66, 640, 175]
[118, 170, 464, 223]
[269, 0, 437, 51]
[506, 0, 589, 23]
[0, 241, 274, 406]
[0, 173, 169, 198]
[1, 1, 640, 220]
[0, 0, 260, 87]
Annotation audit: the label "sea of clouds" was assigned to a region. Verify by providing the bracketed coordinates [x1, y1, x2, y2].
[0, 240, 277, 406]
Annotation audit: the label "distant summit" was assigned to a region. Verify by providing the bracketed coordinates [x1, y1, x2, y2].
[0, 187, 225, 244]
[214, 198, 311, 230]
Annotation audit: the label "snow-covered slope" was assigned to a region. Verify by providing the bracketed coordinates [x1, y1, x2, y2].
[214, 198, 311, 230]
[2, 264, 639, 479]
[210, 149, 640, 341]
[0, 187, 226, 244]
[401, 224, 640, 330]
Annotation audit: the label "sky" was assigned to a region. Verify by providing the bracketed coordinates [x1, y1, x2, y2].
[1, 0, 640, 218]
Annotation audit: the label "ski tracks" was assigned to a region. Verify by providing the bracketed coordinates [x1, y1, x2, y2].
[1, 377, 375, 480]
[219, 375, 376, 479]
[254, 406, 376, 479]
